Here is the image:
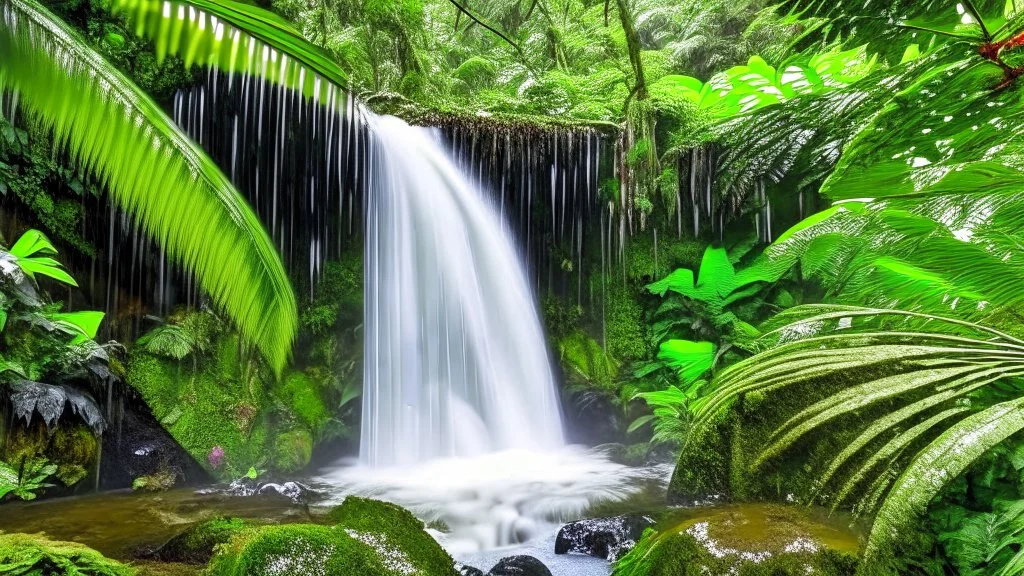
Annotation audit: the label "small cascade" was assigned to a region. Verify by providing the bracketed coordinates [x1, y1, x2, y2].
[361, 115, 564, 466]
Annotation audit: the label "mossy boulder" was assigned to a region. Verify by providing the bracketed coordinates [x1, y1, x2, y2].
[327, 496, 458, 576]
[613, 530, 857, 576]
[271, 429, 314, 473]
[206, 524, 410, 576]
[1, 422, 98, 488]
[0, 532, 134, 575]
[156, 517, 248, 564]
[612, 504, 859, 576]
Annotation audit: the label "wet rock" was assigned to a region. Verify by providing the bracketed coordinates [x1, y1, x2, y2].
[456, 563, 485, 576]
[487, 555, 552, 576]
[555, 514, 655, 561]
[197, 478, 317, 504]
[156, 517, 247, 564]
[99, 391, 208, 490]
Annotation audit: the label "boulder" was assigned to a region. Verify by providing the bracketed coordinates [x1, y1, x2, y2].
[0, 533, 132, 575]
[327, 496, 458, 576]
[554, 514, 655, 561]
[456, 563, 485, 576]
[156, 517, 248, 563]
[487, 555, 552, 576]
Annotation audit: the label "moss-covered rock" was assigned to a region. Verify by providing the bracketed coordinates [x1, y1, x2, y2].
[0, 532, 134, 575]
[156, 517, 248, 564]
[1, 421, 98, 489]
[127, 350, 271, 479]
[205, 524, 399, 576]
[131, 467, 178, 492]
[327, 496, 458, 576]
[613, 530, 857, 576]
[271, 429, 313, 473]
[612, 504, 860, 576]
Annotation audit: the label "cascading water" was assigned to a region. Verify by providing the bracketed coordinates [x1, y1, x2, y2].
[361, 115, 564, 466]
[321, 115, 669, 565]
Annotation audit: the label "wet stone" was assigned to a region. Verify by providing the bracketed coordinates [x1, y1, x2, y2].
[554, 514, 655, 561]
[456, 563, 486, 576]
[487, 555, 553, 576]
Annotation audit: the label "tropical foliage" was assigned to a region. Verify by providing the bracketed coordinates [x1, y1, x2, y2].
[0, 0, 297, 372]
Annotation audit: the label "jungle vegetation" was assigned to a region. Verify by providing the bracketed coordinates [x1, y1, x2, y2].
[2, 0, 1024, 574]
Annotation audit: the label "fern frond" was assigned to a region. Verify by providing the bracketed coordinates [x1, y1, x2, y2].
[0, 0, 297, 372]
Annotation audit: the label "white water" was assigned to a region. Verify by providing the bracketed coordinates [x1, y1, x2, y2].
[337, 115, 670, 573]
[318, 447, 671, 561]
[361, 115, 564, 467]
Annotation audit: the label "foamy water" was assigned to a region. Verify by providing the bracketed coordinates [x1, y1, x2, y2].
[317, 446, 670, 561]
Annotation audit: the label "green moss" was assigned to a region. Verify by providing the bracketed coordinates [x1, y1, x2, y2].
[0, 532, 134, 575]
[605, 283, 651, 362]
[205, 524, 394, 576]
[273, 371, 330, 436]
[326, 496, 458, 576]
[157, 517, 248, 564]
[1, 422, 97, 488]
[127, 348, 272, 479]
[272, 429, 313, 473]
[613, 529, 858, 576]
[132, 467, 177, 492]
[558, 330, 620, 393]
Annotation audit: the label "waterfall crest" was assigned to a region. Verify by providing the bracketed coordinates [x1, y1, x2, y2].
[361, 115, 564, 467]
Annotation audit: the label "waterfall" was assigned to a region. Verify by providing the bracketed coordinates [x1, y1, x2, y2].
[361, 115, 564, 467]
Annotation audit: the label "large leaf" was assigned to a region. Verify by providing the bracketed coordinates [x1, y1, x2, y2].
[866, 397, 1024, 566]
[692, 306, 1024, 560]
[0, 0, 297, 372]
[656, 340, 716, 384]
[2, 229, 77, 286]
[107, 0, 347, 98]
[8, 379, 105, 433]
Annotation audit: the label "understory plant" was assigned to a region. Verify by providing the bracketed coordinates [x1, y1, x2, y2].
[682, 0, 1024, 572]
[0, 229, 117, 500]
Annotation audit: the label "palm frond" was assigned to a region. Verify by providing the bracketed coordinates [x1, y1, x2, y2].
[108, 0, 348, 98]
[692, 305, 1024, 562]
[0, 0, 297, 372]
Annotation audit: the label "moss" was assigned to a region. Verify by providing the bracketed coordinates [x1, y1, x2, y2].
[604, 283, 651, 362]
[272, 429, 313, 474]
[1, 422, 97, 488]
[127, 348, 272, 480]
[326, 496, 458, 576]
[558, 330, 620, 393]
[0, 532, 134, 576]
[613, 530, 858, 576]
[205, 524, 395, 576]
[157, 517, 248, 564]
[273, 371, 330, 436]
[132, 467, 178, 492]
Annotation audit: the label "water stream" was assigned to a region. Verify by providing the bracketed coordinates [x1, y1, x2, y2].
[361, 115, 564, 467]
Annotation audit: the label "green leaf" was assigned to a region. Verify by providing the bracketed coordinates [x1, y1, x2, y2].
[47, 311, 105, 339]
[656, 340, 716, 384]
[107, 0, 348, 99]
[0, 0, 297, 373]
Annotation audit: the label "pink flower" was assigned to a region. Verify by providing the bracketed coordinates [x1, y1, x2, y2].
[208, 446, 225, 469]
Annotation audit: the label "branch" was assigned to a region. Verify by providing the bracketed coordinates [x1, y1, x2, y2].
[446, 0, 534, 72]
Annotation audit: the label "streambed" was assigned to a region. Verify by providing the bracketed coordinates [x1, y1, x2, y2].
[0, 446, 862, 576]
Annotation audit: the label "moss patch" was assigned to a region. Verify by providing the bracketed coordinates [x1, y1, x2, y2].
[205, 524, 394, 576]
[157, 517, 248, 564]
[613, 504, 860, 576]
[0, 532, 134, 575]
[272, 429, 313, 474]
[326, 496, 458, 576]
